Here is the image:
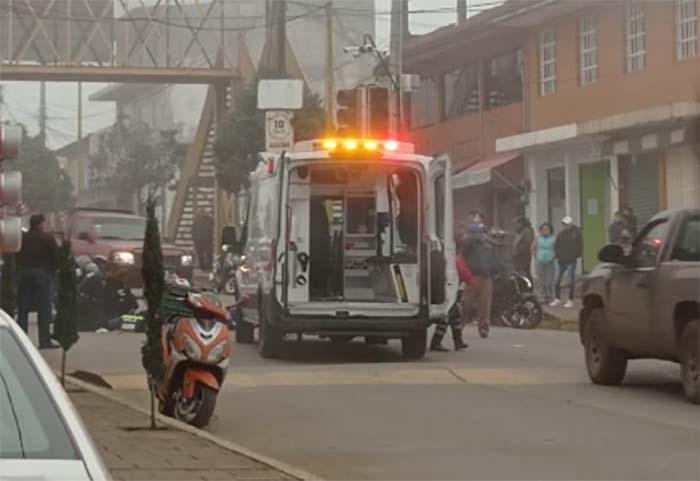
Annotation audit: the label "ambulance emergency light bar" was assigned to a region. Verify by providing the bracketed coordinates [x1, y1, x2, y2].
[293, 138, 415, 155]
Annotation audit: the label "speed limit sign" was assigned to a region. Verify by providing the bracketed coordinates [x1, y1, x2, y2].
[265, 111, 294, 153]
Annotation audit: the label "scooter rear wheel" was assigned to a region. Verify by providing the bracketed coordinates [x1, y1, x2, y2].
[174, 385, 217, 428]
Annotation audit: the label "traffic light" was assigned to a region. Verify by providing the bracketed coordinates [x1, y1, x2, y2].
[367, 86, 391, 137]
[336, 88, 360, 133]
[0, 125, 23, 253]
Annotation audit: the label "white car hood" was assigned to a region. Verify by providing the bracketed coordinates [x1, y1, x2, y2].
[0, 460, 91, 481]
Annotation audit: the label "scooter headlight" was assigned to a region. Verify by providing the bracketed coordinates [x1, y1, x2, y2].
[180, 254, 194, 266]
[183, 334, 203, 361]
[207, 341, 227, 364]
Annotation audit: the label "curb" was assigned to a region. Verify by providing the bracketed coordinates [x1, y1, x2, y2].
[65, 374, 323, 481]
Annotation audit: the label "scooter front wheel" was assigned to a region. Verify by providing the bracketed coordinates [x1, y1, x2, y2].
[174, 385, 218, 428]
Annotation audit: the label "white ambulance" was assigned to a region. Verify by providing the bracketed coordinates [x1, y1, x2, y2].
[235, 137, 457, 359]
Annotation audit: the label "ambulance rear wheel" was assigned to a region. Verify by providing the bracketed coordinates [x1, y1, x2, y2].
[236, 320, 255, 344]
[402, 329, 427, 359]
[258, 301, 283, 359]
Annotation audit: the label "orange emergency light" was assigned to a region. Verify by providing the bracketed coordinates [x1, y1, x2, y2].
[319, 138, 401, 154]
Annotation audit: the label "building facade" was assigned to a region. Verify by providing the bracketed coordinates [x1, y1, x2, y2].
[404, 0, 699, 272]
[496, 0, 699, 271]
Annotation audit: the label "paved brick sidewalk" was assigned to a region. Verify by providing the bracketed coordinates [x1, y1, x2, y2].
[68, 386, 299, 481]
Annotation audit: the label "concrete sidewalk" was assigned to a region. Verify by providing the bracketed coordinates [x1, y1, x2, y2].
[68, 384, 301, 481]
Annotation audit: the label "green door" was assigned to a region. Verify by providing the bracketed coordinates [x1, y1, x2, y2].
[580, 162, 610, 272]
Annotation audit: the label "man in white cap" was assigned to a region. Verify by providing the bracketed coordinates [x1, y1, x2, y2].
[550, 216, 582, 308]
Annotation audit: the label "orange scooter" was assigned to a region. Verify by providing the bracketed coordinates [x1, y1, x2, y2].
[156, 290, 231, 428]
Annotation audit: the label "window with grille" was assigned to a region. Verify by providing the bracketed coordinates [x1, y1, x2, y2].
[443, 64, 479, 119]
[486, 50, 523, 109]
[540, 30, 557, 96]
[579, 15, 598, 85]
[626, 2, 646, 73]
[677, 0, 698, 60]
[410, 77, 439, 128]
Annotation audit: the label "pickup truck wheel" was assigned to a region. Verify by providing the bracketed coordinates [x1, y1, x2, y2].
[584, 308, 627, 386]
[680, 320, 699, 404]
[402, 330, 427, 359]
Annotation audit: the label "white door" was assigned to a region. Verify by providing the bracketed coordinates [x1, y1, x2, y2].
[428, 155, 458, 319]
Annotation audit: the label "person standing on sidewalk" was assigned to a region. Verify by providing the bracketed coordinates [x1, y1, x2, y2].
[192, 209, 214, 271]
[608, 211, 630, 245]
[16, 214, 59, 349]
[531, 222, 556, 304]
[550, 216, 582, 309]
[513, 217, 534, 278]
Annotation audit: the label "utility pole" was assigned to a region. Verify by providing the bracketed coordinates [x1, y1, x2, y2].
[457, 0, 467, 24]
[326, 0, 334, 130]
[77, 82, 83, 202]
[389, 0, 407, 132]
[277, 0, 287, 76]
[39, 81, 47, 147]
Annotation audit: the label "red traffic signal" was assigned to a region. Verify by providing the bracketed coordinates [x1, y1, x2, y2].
[0, 217, 22, 253]
[367, 87, 391, 137]
[336, 89, 360, 132]
[0, 171, 22, 207]
[0, 125, 22, 161]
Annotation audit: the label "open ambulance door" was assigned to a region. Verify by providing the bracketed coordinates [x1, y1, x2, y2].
[428, 155, 458, 320]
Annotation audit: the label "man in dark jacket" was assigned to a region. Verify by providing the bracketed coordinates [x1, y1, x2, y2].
[551, 216, 583, 308]
[16, 214, 59, 348]
[463, 222, 497, 338]
[513, 217, 535, 278]
[191, 209, 214, 271]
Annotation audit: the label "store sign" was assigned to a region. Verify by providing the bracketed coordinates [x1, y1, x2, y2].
[265, 111, 294, 153]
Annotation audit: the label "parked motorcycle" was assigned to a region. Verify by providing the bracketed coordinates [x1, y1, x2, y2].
[491, 271, 543, 329]
[209, 246, 240, 295]
[153, 286, 231, 428]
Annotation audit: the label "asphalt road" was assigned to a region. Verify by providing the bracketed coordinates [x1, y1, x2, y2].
[38, 318, 700, 481]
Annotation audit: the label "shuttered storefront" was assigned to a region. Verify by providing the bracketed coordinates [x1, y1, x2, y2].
[622, 152, 659, 226]
[666, 146, 700, 209]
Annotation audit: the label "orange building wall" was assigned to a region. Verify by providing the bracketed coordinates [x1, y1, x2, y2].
[411, 104, 524, 172]
[526, 1, 700, 130]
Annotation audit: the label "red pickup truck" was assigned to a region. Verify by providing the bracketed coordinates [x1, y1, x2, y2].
[67, 208, 194, 287]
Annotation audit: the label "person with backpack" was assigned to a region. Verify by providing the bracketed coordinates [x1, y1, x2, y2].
[550, 216, 583, 309]
[463, 220, 497, 338]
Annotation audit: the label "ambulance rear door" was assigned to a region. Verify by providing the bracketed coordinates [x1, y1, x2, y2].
[427, 154, 458, 320]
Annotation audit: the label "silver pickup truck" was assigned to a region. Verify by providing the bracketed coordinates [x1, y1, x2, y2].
[580, 209, 699, 404]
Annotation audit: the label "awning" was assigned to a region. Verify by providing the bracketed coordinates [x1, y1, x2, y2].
[452, 153, 521, 189]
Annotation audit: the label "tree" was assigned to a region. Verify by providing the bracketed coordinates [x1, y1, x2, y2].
[91, 120, 182, 213]
[53, 240, 79, 386]
[215, 80, 325, 194]
[141, 196, 165, 429]
[4, 131, 73, 213]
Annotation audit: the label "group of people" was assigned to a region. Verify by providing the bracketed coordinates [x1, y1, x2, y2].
[430, 211, 587, 352]
[530, 216, 583, 307]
